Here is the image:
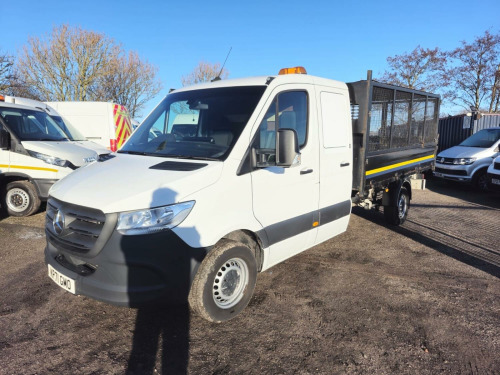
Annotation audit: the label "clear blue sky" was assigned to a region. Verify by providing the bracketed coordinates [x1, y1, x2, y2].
[1, 0, 499, 119]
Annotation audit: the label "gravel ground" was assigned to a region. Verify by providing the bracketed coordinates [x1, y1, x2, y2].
[0, 179, 499, 375]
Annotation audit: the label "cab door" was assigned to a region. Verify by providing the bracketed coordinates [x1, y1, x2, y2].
[251, 87, 320, 269]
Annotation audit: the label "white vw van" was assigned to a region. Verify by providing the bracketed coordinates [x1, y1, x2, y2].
[434, 127, 500, 190]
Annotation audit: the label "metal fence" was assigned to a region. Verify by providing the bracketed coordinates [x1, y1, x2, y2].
[438, 114, 500, 152]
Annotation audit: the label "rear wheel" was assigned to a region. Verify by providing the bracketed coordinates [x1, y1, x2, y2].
[188, 239, 257, 323]
[2, 181, 41, 217]
[384, 187, 409, 226]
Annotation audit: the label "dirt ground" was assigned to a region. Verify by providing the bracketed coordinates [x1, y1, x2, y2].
[0, 179, 499, 375]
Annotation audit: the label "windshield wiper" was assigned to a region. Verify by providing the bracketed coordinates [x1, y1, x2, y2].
[117, 150, 148, 155]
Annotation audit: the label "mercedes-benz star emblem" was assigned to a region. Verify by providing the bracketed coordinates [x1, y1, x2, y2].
[53, 210, 65, 235]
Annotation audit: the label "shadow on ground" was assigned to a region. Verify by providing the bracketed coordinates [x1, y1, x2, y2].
[426, 176, 500, 209]
[353, 204, 500, 279]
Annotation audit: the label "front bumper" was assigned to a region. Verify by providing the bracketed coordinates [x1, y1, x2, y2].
[487, 173, 500, 192]
[45, 229, 209, 307]
[433, 165, 472, 182]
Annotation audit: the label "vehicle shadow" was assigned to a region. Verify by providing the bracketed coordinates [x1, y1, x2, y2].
[352, 206, 500, 279]
[124, 188, 205, 374]
[425, 176, 500, 209]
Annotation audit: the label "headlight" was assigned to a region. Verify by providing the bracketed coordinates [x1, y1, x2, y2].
[453, 158, 476, 165]
[116, 201, 195, 235]
[27, 150, 68, 167]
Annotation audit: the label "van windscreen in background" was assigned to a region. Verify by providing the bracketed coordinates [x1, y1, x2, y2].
[459, 128, 500, 148]
[51, 115, 87, 141]
[119, 86, 266, 161]
[0, 108, 69, 141]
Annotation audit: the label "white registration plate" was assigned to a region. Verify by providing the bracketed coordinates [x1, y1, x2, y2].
[48, 264, 76, 294]
[434, 172, 443, 177]
[492, 178, 500, 185]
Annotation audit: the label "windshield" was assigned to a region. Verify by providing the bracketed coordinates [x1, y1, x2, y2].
[51, 115, 87, 141]
[119, 86, 266, 160]
[459, 128, 500, 148]
[0, 107, 69, 141]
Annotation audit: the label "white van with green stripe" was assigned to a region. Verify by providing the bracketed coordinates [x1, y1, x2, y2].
[0, 100, 99, 216]
[44, 68, 440, 322]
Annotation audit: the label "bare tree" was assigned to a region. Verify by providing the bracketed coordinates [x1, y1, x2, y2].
[380, 46, 447, 92]
[15, 25, 162, 117]
[97, 51, 162, 118]
[181, 61, 228, 86]
[490, 64, 500, 112]
[445, 30, 500, 112]
[17, 25, 114, 101]
[0, 51, 15, 92]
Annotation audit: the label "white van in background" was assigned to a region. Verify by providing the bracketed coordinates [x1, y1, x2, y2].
[3, 96, 109, 156]
[46, 102, 133, 152]
[0, 99, 99, 216]
[487, 154, 500, 191]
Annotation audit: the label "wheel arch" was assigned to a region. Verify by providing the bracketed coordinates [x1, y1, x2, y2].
[221, 229, 264, 272]
[402, 179, 412, 200]
[1, 173, 37, 192]
[472, 166, 489, 179]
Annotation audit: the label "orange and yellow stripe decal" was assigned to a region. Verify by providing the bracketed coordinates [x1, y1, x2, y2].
[0, 164, 58, 173]
[365, 154, 435, 176]
[113, 104, 132, 150]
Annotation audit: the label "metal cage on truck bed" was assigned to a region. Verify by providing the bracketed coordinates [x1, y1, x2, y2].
[347, 71, 440, 196]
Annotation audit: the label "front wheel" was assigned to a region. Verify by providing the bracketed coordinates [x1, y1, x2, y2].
[188, 239, 257, 323]
[2, 181, 41, 217]
[473, 170, 488, 192]
[384, 187, 410, 226]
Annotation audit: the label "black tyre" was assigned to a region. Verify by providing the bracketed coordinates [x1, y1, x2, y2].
[384, 187, 410, 226]
[188, 239, 257, 323]
[2, 181, 41, 217]
[472, 170, 488, 192]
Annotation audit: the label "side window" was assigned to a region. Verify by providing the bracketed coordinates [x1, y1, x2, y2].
[320, 91, 349, 148]
[256, 91, 308, 150]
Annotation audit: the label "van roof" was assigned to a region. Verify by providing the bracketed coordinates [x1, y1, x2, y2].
[172, 74, 347, 93]
[0, 101, 45, 112]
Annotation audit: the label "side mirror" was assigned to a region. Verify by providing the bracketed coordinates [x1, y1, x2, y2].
[276, 128, 301, 168]
[0, 129, 10, 150]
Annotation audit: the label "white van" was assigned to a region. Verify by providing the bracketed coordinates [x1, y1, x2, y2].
[0, 100, 99, 216]
[487, 154, 500, 191]
[46, 101, 133, 152]
[3, 96, 110, 155]
[44, 68, 440, 322]
[434, 127, 500, 191]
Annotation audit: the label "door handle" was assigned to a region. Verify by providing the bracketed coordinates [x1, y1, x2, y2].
[300, 168, 313, 175]
[340, 162, 350, 167]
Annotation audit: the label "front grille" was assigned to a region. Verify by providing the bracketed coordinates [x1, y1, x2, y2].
[436, 157, 454, 164]
[435, 167, 467, 176]
[494, 162, 500, 170]
[46, 198, 106, 254]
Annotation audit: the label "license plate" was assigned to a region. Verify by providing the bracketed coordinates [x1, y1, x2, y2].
[434, 172, 443, 177]
[48, 264, 76, 294]
[492, 178, 500, 185]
